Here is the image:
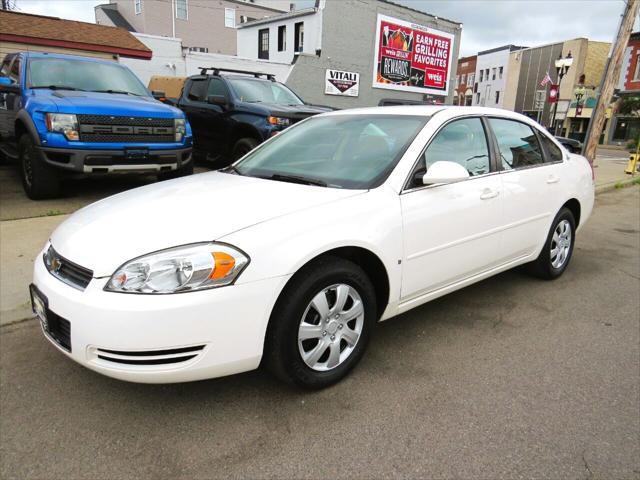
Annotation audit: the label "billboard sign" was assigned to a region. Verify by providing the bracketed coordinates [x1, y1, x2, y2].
[372, 14, 454, 96]
[325, 69, 360, 97]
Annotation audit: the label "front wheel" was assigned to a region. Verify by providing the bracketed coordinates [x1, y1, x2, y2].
[527, 207, 576, 279]
[19, 135, 61, 200]
[231, 137, 259, 161]
[265, 256, 377, 389]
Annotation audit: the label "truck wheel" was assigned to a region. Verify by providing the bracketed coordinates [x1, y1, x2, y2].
[157, 161, 194, 181]
[232, 137, 259, 161]
[18, 135, 61, 200]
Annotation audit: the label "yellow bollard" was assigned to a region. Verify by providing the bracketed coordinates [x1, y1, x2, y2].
[625, 153, 639, 175]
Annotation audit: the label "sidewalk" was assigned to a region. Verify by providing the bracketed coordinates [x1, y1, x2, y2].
[0, 157, 637, 327]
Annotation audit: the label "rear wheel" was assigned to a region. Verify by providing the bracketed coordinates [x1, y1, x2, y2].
[527, 208, 576, 279]
[231, 137, 259, 161]
[18, 135, 61, 200]
[265, 256, 377, 389]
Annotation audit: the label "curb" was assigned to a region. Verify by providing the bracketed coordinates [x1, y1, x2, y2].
[595, 176, 639, 195]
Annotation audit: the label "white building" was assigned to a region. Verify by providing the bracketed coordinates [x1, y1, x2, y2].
[236, 6, 322, 64]
[472, 44, 525, 108]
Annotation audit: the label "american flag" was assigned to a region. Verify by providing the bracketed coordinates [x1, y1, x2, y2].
[540, 72, 552, 87]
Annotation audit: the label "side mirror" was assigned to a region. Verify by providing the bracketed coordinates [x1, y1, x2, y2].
[0, 76, 19, 94]
[151, 90, 166, 100]
[207, 95, 227, 107]
[422, 161, 469, 185]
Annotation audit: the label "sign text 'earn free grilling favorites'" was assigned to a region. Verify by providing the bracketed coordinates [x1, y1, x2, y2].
[372, 14, 454, 96]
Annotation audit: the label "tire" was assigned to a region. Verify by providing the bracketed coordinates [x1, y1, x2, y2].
[264, 256, 377, 389]
[18, 135, 61, 200]
[157, 161, 194, 181]
[527, 207, 576, 280]
[231, 137, 259, 161]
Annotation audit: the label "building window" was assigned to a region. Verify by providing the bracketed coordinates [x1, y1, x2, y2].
[258, 28, 269, 59]
[175, 0, 187, 20]
[188, 46, 208, 53]
[499, 66, 503, 79]
[134, 0, 142, 15]
[455, 75, 459, 88]
[468, 73, 474, 85]
[224, 8, 235, 28]
[492, 68, 496, 80]
[461, 74, 466, 84]
[495, 91, 500, 104]
[476, 92, 480, 103]
[278, 25, 286, 51]
[634, 56, 640, 81]
[294, 21, 304, 52]
[479, 70, 483, 82]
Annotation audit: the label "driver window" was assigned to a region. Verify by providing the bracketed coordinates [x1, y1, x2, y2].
[420, 118, 490, 177]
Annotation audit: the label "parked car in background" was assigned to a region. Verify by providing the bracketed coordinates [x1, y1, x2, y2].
[0, 52, 193, 199]
[555, 136, 583, 153]
[31, 106, 594, 389]
[173, 68, 331, 166]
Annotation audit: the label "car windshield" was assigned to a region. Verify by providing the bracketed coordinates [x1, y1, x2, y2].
[27, 58, 149, 96]
[227, 77, 304, 105]
[234, 114, 429, 189]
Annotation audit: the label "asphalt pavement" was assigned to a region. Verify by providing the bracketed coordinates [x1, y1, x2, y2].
[1, 186, 638, 479]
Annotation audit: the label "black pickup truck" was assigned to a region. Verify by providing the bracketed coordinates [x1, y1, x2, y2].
[172, 68, 331, 166]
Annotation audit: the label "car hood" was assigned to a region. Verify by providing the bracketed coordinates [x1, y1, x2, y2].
[35, 90, 182, 117]
[243, 102, 332, 119]
[51, 172, 363, 277]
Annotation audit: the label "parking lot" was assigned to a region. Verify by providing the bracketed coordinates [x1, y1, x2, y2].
[1, 184, 638, 479]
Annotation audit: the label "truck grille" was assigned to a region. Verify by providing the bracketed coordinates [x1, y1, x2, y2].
[77, 115, 175, 143]
[44, 246, 93, 291]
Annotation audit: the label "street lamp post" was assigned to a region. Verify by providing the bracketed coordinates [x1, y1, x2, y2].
[550, 52, 573, 135]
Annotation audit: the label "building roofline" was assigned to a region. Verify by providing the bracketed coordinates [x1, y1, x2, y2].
[478, 44, 527, 56]
[377, 0, 462, 26]
[225, 0, 289, 13]
[457, 54, 477, 63]
[236, 7, 318, 28]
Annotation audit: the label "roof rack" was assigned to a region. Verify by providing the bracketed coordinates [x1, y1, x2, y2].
[198, 67, 275, 81]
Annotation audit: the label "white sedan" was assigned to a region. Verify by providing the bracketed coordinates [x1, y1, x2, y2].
[30, 106, 594, 389]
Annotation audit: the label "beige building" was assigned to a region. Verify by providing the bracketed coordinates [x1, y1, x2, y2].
[503, 38, 610, 140]
[95, 0, 284, 55]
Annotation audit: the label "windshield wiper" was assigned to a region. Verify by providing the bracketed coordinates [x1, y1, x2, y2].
[30, 85, 85, 91]
[220, 165, 242, 175]
[91, 89, 141, 96]
[268, 174, 327, 187]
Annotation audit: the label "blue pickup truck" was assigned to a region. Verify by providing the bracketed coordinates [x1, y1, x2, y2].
[0, 52, 193, 199]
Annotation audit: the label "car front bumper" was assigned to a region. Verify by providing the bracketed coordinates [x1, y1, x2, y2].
[32, 247, 290, 383]
[37, 146, 193, 174]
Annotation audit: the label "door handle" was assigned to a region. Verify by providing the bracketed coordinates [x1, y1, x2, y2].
[480, 188, 499, 200]
[546, 175, 560, 184]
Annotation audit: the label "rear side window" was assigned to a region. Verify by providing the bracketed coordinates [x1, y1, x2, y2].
[489, 118, 544, 170]
[538, 133, 563, 162]
[0, 57, 12, 77]
[206, 78, 226, 98]
[422, 117, 490, 177]
[186, 79, 207, 101]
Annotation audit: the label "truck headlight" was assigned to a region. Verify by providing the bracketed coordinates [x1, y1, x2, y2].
[105, 243, 249, 294]
[45, 113, 79, 141]
[174, 118, 186, 142]
[267, 116, 291, 127]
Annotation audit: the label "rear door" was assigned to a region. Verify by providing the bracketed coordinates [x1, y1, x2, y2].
[0, 54, 18, 140]
[179, 78, 212, 155]
[400, 116, 504, 302]
[487, 117, 565, 260]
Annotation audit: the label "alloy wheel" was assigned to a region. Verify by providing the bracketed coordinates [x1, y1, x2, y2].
[297, 283, 364, 371]
[550, 219, 572, 269]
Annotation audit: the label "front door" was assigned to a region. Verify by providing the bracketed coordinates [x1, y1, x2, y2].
[400, 117, 504, 302]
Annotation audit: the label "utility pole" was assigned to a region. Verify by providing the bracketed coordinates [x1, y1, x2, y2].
[582, 0, 639, 163]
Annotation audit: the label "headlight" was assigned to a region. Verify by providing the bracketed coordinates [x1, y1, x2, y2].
[267, 116, 291, 127]
[45, 113, 79, 141]
[105, 243, 249, 294]
[174, 118, 186, 142]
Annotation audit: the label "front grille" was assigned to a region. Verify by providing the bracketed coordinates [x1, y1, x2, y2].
[44, 309, 72, 352]
[94, 345, 206, 366]
[44, 246, 93, 291]
[77, 115, 175, 143]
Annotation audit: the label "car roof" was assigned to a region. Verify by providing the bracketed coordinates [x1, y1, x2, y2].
[322, 105, 547, 125]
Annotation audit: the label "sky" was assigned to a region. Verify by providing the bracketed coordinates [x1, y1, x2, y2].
[10, 0, 638, 57]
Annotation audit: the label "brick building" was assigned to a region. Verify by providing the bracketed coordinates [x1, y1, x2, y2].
[608, 32, 640, 145]
[453, 55, 476, 106]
